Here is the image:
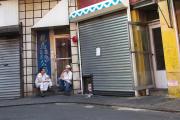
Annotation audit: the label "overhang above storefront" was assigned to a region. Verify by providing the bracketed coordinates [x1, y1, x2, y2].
[69, 0, 128, 22]
[131, 0, 156, 9]
[0, 24, 21, 37]
[33, 0, 69, 29]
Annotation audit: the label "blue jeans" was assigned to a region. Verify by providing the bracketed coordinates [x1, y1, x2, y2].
[58, 79, 72, 93]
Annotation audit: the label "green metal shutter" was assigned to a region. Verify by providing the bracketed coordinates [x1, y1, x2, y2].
[0, 37, 21, 99]
[79, 11, 134, 95]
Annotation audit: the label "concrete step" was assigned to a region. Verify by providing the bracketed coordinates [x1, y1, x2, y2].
[149, 89, 168, 96]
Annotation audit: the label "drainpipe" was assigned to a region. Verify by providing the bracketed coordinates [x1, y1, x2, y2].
[127, 1, 139, 97]
[77, 22, 83, 94]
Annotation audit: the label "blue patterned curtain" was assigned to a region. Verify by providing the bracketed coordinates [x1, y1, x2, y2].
[37, 30, 51, 76]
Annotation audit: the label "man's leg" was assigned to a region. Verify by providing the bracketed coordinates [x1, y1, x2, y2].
[64, 81, 72, 95]
[59, 79, 65, 91]
[39, 83, 45, 97]
[35, 83, 41, 96]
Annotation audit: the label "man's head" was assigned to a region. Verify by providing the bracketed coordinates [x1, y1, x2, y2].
[65, 65, 71, 71]
[39, 68, 46, 75]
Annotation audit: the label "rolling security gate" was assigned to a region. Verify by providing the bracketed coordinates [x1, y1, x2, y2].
[79, 11, 134, 96]
[0, 37, 21, 99]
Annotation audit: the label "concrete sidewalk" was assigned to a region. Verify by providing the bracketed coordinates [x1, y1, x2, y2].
[0, 95, 180, 112]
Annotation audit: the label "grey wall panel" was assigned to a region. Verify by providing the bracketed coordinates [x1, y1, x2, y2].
[0, 38, 21, 99]
[79, 12, 134, 92]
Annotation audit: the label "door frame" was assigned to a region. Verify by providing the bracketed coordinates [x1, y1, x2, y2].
[50, 33, 71, 85]
[148, 21, 167, 88]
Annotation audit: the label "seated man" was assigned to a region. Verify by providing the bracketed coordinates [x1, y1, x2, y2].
[58, 65, 72, 95]
[35, 68, 52, 97]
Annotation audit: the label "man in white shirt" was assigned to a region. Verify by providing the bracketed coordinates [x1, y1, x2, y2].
[35, 68, 52, 97]
[58, 65, 73, 95]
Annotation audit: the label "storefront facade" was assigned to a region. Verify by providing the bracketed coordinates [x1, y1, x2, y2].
[128, 0, 180, 97]
[0, 0, 81, 99]
[19, 0, 81, 96]
[0, 0, 23, 99]
[0, 0, 180, 99]
[70, 0, 148, 96]
[71, 0, 180, 97]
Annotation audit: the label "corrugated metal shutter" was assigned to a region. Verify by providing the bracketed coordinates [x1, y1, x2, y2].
[0, 37, 21, 99]
[79, 11, 134, 94]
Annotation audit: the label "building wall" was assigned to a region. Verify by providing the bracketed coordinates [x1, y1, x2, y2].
[18, 0, 81, 96]
[69, 0, 81, 93]
[0, 0, 18, 26]
[174, 0, 180, 37]
[158, 0, 180, 97]
[130, 10, 152, 95]
[78, 0, 105, 8]
[19, 0, 59, 96]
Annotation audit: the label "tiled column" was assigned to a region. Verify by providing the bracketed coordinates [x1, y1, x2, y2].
[68, 0, 81, 94]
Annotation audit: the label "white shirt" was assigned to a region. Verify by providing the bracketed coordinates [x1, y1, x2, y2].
[35, 73, 52, 91]
[35, 73, 51, 84]
[61, 71, 72, 84]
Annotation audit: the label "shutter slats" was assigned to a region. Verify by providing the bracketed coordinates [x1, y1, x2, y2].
[79, 12, 134, 92]
[0, 38, 21, 99]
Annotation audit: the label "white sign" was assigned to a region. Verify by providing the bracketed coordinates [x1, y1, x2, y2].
[168, 80, 179, 87]
[96, 47, 101, 56]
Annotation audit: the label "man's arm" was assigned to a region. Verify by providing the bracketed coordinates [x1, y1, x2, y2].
[60, 70, 66, 79]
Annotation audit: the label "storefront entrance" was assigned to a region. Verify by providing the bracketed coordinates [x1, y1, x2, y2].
[149, 23, 168, 89]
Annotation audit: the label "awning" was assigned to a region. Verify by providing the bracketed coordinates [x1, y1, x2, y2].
[131, 0, 156, 9]
[69, 0, 128, 22]
[0, 24, 21, 37]
[33, 0, 69, 28]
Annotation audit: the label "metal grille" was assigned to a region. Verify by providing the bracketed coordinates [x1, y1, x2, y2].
[0, 37, 21, 99]
[79, 11, 134, 92]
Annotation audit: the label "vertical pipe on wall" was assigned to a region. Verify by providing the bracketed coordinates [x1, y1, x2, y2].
[77, 22, 83, 94]
[127, 3, 139, 96]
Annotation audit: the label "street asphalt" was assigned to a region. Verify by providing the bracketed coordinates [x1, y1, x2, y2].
[0, 103, 179, 120]
[0, 95, 180, 113]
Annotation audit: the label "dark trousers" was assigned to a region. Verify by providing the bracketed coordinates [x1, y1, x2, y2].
[58, 79, 72, 93]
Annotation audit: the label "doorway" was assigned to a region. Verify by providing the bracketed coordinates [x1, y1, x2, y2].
[54, 35, 72, 84]
[149, 23, 168, 89]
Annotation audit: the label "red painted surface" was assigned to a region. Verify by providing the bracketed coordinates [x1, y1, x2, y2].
[130, 0, 139, 4]
[78, 0, 105, 8]
[78, 0, 140, 8]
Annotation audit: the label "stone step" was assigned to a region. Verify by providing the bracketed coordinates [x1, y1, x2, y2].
[149, 88, 168, 96]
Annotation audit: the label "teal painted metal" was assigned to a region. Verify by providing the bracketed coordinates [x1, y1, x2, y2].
[69, 0, 123, 20]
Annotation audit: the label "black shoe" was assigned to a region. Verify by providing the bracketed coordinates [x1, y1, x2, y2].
[58, 89, 64, 92]
[40, 92, 45, 97]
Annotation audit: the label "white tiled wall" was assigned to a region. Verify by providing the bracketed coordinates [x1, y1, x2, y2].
[0, 0, 18, 26]
[19, 0, 59, 96]
[19, 0, 81, 95]
[69, 0, 81, 93]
